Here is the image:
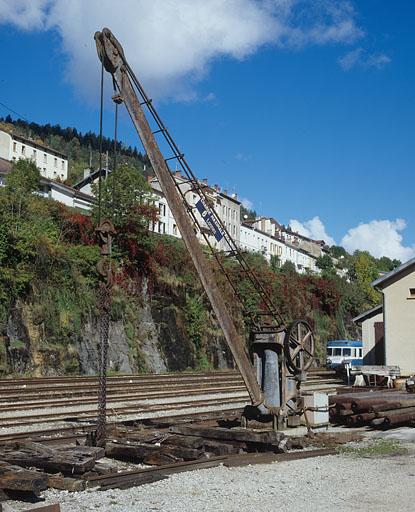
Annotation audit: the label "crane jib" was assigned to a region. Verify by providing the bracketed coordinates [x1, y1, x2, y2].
[195, 199, 225, 242]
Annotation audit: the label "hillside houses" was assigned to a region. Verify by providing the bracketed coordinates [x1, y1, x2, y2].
[0, 141, 324, 273]
[147, 175, 320, 274]
[0, 128, 68, 181]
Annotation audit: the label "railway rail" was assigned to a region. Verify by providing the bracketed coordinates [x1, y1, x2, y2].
[0, 369, 341, 436]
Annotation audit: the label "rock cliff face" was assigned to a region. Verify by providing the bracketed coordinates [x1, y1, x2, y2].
[0, 277, 233, 376]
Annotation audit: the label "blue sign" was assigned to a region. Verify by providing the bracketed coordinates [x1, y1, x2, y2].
[195, 198, 224, 242]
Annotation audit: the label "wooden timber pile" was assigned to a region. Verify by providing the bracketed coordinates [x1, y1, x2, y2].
[329, 389, 415, 428]
[0, 421, 340, 498]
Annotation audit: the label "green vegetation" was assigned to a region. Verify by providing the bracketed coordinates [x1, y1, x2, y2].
[338, 439, 408, 458]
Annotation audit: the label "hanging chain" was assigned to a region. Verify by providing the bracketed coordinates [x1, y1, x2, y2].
[94, 90, 121, 446]
[96, 279, 110, 442]
[95, 220, 116, 445]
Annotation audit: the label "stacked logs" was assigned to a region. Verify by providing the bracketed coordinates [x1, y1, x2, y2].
[329, 390, 415, 429]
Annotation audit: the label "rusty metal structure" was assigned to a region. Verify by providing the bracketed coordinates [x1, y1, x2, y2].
[94, 28, 315, 428]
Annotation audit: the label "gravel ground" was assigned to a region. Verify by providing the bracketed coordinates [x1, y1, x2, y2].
[5, 446, 415, 512]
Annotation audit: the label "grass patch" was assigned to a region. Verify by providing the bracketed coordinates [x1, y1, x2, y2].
[337, 438, 408, 458]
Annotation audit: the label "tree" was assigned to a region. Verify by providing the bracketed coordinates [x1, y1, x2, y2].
[377, 256, 401, 272]
[280, 260, 296, 274]
[92, 164, 154, 229]
[6, 159, 40, 197]
[329, 245, 348, 259]
[92, 164, 157, 270]
[316, 254, 334, 271]
[4, 159, 40, 225]
[349, 250, 380, 306]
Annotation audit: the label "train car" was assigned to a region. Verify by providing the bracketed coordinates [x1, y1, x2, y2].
[326, 339, 363, 368]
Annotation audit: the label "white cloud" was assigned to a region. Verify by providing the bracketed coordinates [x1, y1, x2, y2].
[338, 47, 391, 70]
[289, 216, 336, 245]
[0, 0, 364, 101]
[341, 219, 415, 262]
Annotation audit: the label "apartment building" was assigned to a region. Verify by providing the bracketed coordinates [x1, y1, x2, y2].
[249, 217, 325, 259]
[239, 223, 318, 274]
[149, 172, 241, 251]
[0, 129, 68, 181]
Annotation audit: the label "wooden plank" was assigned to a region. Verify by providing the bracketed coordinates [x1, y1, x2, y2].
[0, 462, 47, 495]
[26, 505, 60, 512]
[106, 441, 201, 465]
[0, 443, 104, 476]
[170, 426, 285, 445]
[223, 448, 337, 468]
[47, 474, 86, 492]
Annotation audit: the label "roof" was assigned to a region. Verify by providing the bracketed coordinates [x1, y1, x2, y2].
[6, 131, 68, 159]
[327, 339, 363, 347]
[372, 257, 415, 289]
[40, 177, 95, 203]
[353, 304, 383, 324]
[73, 168, 110, 190]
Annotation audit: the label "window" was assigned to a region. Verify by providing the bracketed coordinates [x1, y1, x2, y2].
[159, 203, 166, 216]
[333, 348, 342, 356]
[359, 348, 363, 358]
[44, 153, 47, 163]
[158, 222, 165, 234]
[13, 142, 17, 152]
[409, 288, 415, 299]
[327, 348, 333, 356]
[343, 348, 351, 356]
[54, 158, 57, 168]
[173, 224, 178, 236]
[61, 160, 65, 170]
[21, 145, 26, 155]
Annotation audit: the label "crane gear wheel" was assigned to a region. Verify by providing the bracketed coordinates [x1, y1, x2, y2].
[284, 320, 315, 374]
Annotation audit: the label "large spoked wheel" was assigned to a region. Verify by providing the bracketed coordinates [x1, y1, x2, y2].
[284, 320, 315, 374]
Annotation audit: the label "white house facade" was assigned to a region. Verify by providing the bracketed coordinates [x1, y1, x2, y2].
[239, 223, 318, 274]
[0, 129, 68, 181]
[148, 173, 241, 252]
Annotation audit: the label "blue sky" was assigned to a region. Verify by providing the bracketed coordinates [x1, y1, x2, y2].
[0, 0, 414, 260]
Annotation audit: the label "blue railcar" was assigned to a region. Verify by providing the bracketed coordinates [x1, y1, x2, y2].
[326, 339, 363, 368]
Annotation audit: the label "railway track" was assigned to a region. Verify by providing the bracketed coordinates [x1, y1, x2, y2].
[0, 371, 249, 435]
[0, 368, 343, 436]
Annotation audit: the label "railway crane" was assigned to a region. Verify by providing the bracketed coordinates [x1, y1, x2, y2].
[94, 28, 315, 429]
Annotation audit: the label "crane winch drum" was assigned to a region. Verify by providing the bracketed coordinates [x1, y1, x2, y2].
[94, 28, 315, 428]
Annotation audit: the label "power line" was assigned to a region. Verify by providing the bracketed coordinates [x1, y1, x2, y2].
[0, 101, 29, 122]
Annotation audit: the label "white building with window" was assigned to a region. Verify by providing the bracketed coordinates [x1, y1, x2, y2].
[0, 129, 68, 181]
[239, 223, 318, 274]
[148, 172, 241, 251]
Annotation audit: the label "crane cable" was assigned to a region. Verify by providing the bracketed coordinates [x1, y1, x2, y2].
[97, 61, 104, 224]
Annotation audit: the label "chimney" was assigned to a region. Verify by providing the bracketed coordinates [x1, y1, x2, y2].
[231, 193, 237, 200]
[214, 184, 221, 192]
[223, 189, 228, 196]
[202, 178, 208, 185]
[175, 170, 181, 178]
